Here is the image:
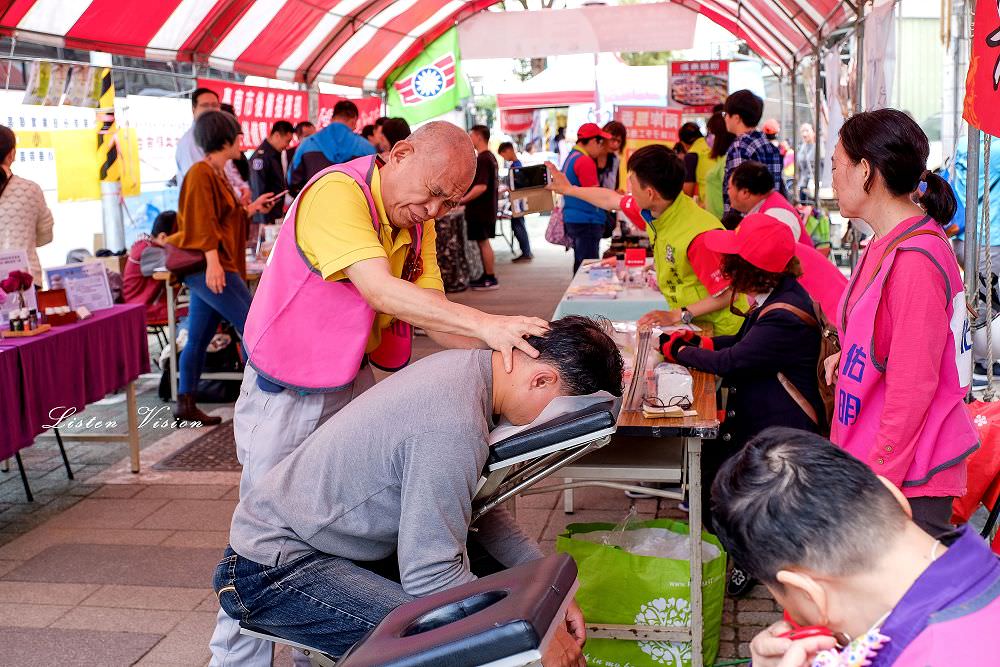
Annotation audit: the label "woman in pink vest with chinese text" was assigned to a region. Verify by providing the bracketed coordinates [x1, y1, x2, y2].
[826, 109, 978, 537]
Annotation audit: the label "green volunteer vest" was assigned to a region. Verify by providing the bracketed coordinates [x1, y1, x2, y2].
[689, 138, 720, 206]
[648, 194, 745, 336]
[704, 159, 725, 220]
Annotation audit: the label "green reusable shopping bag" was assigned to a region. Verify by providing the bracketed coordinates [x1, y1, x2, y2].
[556, 519, 727, 667]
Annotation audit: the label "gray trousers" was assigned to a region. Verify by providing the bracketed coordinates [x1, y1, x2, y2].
[209, 364, 376, 667]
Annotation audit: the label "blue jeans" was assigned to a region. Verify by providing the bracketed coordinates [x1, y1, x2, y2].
[511, 216, 531, 256]
[214, 546, 414, 657]
[179, 271, 252, 394]
[565, 222, 604, 273]
[213, 543, 506, 657]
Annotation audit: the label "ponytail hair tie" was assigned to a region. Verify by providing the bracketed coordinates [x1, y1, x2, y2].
[920, 169, 931, 182]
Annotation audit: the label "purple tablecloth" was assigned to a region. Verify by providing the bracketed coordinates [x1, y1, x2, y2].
[0, 304, 149, 459]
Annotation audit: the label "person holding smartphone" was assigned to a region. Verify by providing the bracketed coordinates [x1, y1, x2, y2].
[250, 120, 295, 225]
[166, 110, 277, 425]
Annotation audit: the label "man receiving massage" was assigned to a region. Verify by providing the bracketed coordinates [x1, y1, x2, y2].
[214, 316, 623, 666]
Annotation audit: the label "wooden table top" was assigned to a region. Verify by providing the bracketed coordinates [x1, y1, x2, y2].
[615, 325, 720, 439]
[152, 271, 262, 282]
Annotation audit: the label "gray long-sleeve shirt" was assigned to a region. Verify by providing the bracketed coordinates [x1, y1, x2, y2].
[229, 349, 543, 597]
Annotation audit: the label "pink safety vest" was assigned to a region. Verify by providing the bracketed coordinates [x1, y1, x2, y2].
[760, 190, 812, 245]
[243, 155, 421, 393]
[831, 217, 977, 489]
[893, 589, 1000, 666]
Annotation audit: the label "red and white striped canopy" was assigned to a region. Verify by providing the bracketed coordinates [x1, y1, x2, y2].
[0, 0, 852, 88]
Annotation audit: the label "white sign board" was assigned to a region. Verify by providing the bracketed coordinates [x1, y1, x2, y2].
[44, 262, 114, 312]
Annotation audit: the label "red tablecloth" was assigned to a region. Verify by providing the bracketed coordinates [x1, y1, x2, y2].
[0, 304, 149, 459]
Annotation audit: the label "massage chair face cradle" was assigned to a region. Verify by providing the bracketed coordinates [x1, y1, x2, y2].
[242, 403, 619, 667]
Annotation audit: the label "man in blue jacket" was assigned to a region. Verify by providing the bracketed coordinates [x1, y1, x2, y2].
[287, 100, 375, 195]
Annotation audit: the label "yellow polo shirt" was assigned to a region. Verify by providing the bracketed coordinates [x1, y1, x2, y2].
[295, 167, 443, 352]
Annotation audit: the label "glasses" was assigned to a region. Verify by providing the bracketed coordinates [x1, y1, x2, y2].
[642, 395, 693, 411]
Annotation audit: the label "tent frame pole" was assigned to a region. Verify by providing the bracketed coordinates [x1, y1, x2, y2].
[791, 57, 798, 188]
[813, 49, 822, 208]
[855, 1, 865, 112]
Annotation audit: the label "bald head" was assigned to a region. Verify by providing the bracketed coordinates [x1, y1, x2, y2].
[379, 121, 477, 229]
[408, 121, 477, 176]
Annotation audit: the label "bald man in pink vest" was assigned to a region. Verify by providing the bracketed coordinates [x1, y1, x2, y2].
[210, 122, 548, 667]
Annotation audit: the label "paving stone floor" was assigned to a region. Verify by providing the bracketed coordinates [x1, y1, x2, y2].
[2, 223, 778, 665]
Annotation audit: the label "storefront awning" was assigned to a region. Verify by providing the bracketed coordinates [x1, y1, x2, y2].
[0, 0, 853, 87]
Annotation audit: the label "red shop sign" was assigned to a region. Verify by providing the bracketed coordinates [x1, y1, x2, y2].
[614, 106, 683, 144]
[963, 0, 1000, 137]
[500, 109, 534, 135]
[197, 78, 308, 150]
[318, 94, 383, 132]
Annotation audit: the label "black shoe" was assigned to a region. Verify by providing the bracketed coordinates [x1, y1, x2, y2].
[512, 254, 534, 263]
[470, 274, 499, 291]
[726, 566, 757, 597]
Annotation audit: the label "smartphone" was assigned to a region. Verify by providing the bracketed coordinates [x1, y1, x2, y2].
[268, 190, 289, 201]
[511, 165, 549, 190]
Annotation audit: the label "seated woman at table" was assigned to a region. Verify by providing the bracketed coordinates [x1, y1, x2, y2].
[547, 146, 745, 336]
[661, 212, 825, 597]
[166, 110, 277, 425]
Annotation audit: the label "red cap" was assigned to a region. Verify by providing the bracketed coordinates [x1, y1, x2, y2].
[700, 213, 795, 273]
[762, 118, 781, 135]
[577, 123, 612, 140]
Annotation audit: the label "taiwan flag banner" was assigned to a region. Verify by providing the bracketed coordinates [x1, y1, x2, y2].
[964, 0, 1000, 136]
[386, 28, 470, 125]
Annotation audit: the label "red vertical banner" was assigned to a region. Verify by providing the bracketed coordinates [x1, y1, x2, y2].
[197, 78, 308, 150]
[317, 95, 383, 131]
[964, 0, 1000, 136]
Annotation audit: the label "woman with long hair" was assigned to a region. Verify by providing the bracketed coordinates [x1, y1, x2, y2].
[826, 108, 977, 538]
[0, 126, 54, 285]
[702, 112, 736, 219]
[167, 111, 276, 425]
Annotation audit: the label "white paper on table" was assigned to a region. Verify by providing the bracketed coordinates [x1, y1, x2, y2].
[488, 391, 622, 445]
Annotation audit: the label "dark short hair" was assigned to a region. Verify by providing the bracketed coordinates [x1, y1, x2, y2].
[332, 100, 359, 119]
[382, 117, 411, 149]
[294, 121, 314, 136]
[191, 87, 219, 110]
[730, 161, 775, 195]
[270, 120, 294, 136]
[678, 122, 703, 145]
[151, 211, 178, 237]
[626, 144, 685, 201]
[712, 103, 725, 113]
[724, 89, 764, 128]
[721, 254, 801, 293]
[839, 108, 956, 226]
[497, 141, 515, 154]
[707, 112, 735, 159]
[525, 316, 624, 397]
[711, 427, 909, 586]
[361, 124, 375, 139]
[375, 116, 389, 127]
[220, 102, 236, 115]
[603, 120, 627, 148]
[194, 110, 242, 154]
[470, 124, 490, 142]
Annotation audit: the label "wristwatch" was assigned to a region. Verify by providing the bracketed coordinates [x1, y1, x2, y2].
[680, 308, 694, 325]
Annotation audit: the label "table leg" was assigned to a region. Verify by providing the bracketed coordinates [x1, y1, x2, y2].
[687, 437, 704, 667]
[126, 382, 140, 473]
[166, 278, 178, 403]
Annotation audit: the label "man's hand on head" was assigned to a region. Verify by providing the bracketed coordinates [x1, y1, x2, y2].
[480, 314, 549, 372]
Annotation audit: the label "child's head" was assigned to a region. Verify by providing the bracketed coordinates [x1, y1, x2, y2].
[151, 211, 178, 243]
